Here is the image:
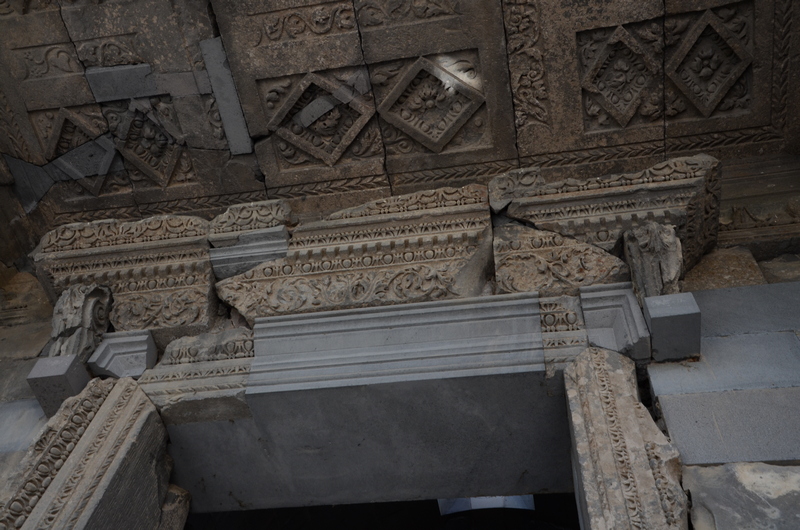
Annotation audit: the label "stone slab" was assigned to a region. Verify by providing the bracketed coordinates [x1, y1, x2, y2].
[692, 282, 800, 337]
[682, 247, 767, 292]
[644, 292, 701, 361]
[26, 354, 91, 417]
[209, 226, 289, 279]
[170, 369, 573, 512]
[250, 293, 543, 393]
[88, 330, 158, 379]
[658, 387, 800, 465]
[0, 399, 45, 453]
[85, 64, 160, 102]
[683, 462, 800, 530]
[199, 38, 253, 155]
[649, 332, 800, 396]
[759, 254, 800, 284]
[579, 283, 651, 360]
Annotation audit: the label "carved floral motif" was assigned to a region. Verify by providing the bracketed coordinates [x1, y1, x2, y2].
[255, 3, 356, 44]
[210, 200, 291, 235]
[356, 0, 459, 26]
[327, 184, 486, 220]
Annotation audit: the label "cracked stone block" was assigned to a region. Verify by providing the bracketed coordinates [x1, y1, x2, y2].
[644, 293, 701, 361]
[26, 354, 91, 417]
[88, 330, 158, 379]
[86, 64, 160, 102]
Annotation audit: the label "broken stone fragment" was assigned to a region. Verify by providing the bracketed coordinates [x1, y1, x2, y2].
[623, 221, 682, 305]
[48, 283, 111, 362]
[565, 347, 688, 530]
[494, 155, 720, 270]
[494, 224, 629, 296]
[217, 185, 493, 325]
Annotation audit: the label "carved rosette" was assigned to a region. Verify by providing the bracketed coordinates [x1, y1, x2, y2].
[216, 184, 493, 324]
[565, 348, 688, 530]
[498, 154, 720, 269]
[494, 225, 630, 296]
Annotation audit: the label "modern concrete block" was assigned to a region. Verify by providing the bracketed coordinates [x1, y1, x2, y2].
[88, 330, 158, 379]
[644, 292, 701, 361]
[693, 282, 800, 337]
[250, 293, 543, 393]
[209, 226, 289, 279]
[50, 134, 117, 180]
[649, 332, 800, 396]
[658, 387, 800, 465]
[85, 64, 160, 102]
[200, 38, 252, 155]
[579, 283, 651, 360]
[26, 354, 91, 417]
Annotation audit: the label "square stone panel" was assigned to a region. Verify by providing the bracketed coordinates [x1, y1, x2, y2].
[377, 57, 485, 153]
[267, 72, 376, 167]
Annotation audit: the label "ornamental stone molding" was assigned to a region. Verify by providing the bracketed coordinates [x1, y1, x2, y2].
[565, 347, 688, 530]
[216, 184, 493, 325]
[494, 224, 630, 296]
[0, 378, 172, 530]
[492, 155, 721, 270]
[47, 283, 111, 362]
[623, 221, 683, 305]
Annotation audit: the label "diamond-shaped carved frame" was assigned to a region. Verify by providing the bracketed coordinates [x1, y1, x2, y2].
[266, 73, 375, 167]
[377, 57, 485, 154]
[666, 10, 752, 118]
[581, 26, 660, 128]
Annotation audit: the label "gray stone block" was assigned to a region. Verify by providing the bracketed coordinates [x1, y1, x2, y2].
[0, 399, 46, 453]
[659, 387, 800, 465]
[683, 462, 800, 530]
[85, 64, 160, 102]
[250, 293, 543, 393]
[693, 282, 800, 337]
[644, 292, 701, 361]
[579, 283, 651, 359]
[50, 134, 117, 180]
[26, 354, 91, 417]
[88, 330, 158, 379]
[199, 37, 252, 155]
[209, 226, 289, 279]
[649, 332, 800, 396]
[3, 155, 56, 213]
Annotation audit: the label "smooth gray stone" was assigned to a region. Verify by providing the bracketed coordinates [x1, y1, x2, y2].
[50, 134, 117, 180]
[683, 462, 800, 530]
[199, 38, 252, 155]
[0, 399, 45, 452]
[649, 332, 800, 396]
[26, 354, 91, 417]
[153, 71, 200, 97]
[193, 69, 213, 95]
[644, 292, 701, 361]
[693, 282, 800, 337]
[85, 64, 160, 102]
[579, 283, 651, 359]
[88, 330, 157, 379]
[209, 226, 289, 279]
[4, 155, 56, 213]
[659, 387, 800, 465]
[169, 371, 572, 512]
[250, 293, 543, 393]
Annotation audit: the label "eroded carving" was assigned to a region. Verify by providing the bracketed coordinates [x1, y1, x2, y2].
[565, 348, 688, 530]
[623, 222, 682, 304]
[494, 225, 629, 296]
[217, 184, 492, 324]
[162, 327, 254, 365]
[48, 284, 111, 362]
[254, 3, 356, 44]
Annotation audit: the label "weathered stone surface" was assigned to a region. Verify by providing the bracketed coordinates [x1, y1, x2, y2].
[0, 378, 170, 529]
[138, 327, 253, 423]
[565, 348, 688, 530]
[26, 354, 91, 417]
[157, 485, 191, 530]
[217, 185, 493, 324]
[683, 462, 800, 530]
[0, 272, 53, 362]
[494, 224, 629, 296]
[47, 284, 111, 362]
[644, 293, 701, 361]
[579, 283, 651, 360]
[624, 222, 682, 304]
[34, 215, 217, 349]
[85, 64, 160, 102]
[208, 199, 292, 247]
[496, 155, 721, 269]
[759, 253, 800, 283]
[250, 293, 543, 392]
[88, 330, 157, 379]
[682, 246, 767, 292]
